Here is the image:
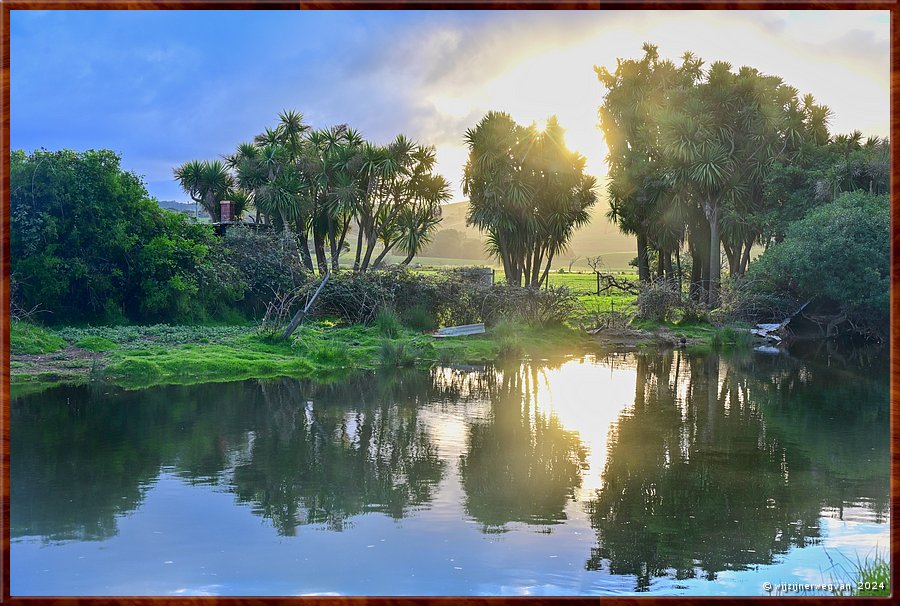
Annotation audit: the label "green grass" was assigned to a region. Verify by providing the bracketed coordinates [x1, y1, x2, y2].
[375, 307, 402, 338]
[379, 339, 419, 367]
[10, 320, 66, 355]
[827, 548, 890, 597]
[74, 336, 118, 352]
[18, 319, 584, 391]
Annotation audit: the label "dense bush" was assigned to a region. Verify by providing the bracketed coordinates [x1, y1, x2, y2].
[220, 227, 310, 316]
[715, 277, 796, 324]
[748, 191, 889, 336]
[10, 149, 237, 324]
[305, 267, 575, 329]
[481, 285, 578, 327]
[307, 267, 486, 327]
[635, 279, 682, 322]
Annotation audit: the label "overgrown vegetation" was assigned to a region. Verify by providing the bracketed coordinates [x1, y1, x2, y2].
[10, 320, 65, 355]
[10, 149, 241, 324]
[597, 43, 889, 321]
[10, 320, 592, 391]
[748, 191, 889, 337]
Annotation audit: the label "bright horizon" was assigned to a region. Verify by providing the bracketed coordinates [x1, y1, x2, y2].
[10, 10, 890, 204]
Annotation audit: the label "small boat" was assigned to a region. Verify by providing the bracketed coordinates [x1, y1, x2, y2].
[432, 323, 486, 338]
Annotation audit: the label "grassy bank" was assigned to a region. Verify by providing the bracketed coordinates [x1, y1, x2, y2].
[10, 319, 592, 394]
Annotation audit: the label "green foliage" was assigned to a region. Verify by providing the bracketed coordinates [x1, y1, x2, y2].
[73, 336, 118, 352]
[310, 267, 485, 327]
[491, 320, 524, 359]
[481, 285, 579, 327]
[400, 304, 437, 332]
[379, 340, 418, 367]
[220, 226, 310, 316]
[10, 149, 238, 324]
[635, 279, 681, 322]
[463, 112, 597, 288]
[10, 320, 65, 355]
[852, 552, 890, 596]
[749, 191, 888, 336]
[375, 307, 402, 338]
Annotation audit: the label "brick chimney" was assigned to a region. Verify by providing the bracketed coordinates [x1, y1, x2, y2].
[220, 200, 233, 223]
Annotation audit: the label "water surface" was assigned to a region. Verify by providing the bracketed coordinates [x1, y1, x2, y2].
[11, 347, 889, 596]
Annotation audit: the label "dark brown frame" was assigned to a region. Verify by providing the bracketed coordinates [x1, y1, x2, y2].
[0, 1, 896, 604]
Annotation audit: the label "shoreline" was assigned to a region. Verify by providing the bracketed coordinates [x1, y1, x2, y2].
[9, 318, 747, 397]
[9, 321, 599, 395]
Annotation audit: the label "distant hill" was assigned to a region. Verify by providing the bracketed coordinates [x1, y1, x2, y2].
[423, 198, 637, 270]
[156, 199, 208, 218]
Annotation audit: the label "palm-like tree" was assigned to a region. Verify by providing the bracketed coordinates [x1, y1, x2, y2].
[174, 159, 233, 221]
[464, 112, 597, 288]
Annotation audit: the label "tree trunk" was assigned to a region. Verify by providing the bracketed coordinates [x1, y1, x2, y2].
[327, 216, 339, 272]
[738, 235, 753, 276]
[523, 249, 532, 288]
[538, 252, 555, 289]
[722, 239, 736, 278]
[637, 233, 651, 282]
[299, 234, 314, 271]
[372, 240, 397, 268]
[498, 238, 515, 285]
[689, 235, 702, 301]
[314, 230, 328, 275]
[353, 220, 365, 272]
[281, 270, 330, 340]
[675, 248, 682, 294]
[706, 201, 721, 308]
[360, 233, 378, 272]
[531, 247, 544, 289]
[335, 219, 351, 272]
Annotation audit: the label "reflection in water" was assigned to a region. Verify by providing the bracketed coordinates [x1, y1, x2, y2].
[458, 362, 588, 531]
[10, 347, 889, 595]
[230, 375, 445, 533]
[585, 349, 889, 591]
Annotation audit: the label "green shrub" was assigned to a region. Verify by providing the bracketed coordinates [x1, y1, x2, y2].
[854, 553, 890, 596]
[375, 307, 402, 338]
[492, 321, 524, 359]
[481, 285, 577, 327]
[74, 336, 118, 352]
[379, 340, 418, 367]
[10, 321, 65, 355]
[749, 191, 888, 338]
[401, 304, 437, 332]
[635, 279, 681, 322]
[220, 227, 310, 317]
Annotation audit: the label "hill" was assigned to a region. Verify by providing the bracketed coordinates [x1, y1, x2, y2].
[422, 198, 636, 270]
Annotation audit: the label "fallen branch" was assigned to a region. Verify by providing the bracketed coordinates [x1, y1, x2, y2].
[281, 270, 330, 340]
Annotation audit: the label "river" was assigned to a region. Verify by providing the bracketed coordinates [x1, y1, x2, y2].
[10, 346, 889, 596]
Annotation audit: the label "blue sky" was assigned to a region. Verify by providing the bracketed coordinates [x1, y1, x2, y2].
[10, 10, 890, 203]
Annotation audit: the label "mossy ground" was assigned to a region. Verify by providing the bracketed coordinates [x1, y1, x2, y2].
[10, 320, 594, 393]
[11, 320, 66, 354]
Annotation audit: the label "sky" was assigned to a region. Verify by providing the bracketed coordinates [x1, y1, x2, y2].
[10, 10, 890, 203]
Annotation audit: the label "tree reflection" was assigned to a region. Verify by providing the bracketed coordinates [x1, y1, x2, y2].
[586, 348, 889, 591]
[11, 371, 447, 541]
[11, 381, 257, 542]
[458, 362, 588, 531]
[230, 374, 445, 533]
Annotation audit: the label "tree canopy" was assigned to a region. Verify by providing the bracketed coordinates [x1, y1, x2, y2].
[177, 110, 451, 274]
[463, 112, 598, 288]
[11, 149, 237, 323]
[597, 44, 833, 306]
